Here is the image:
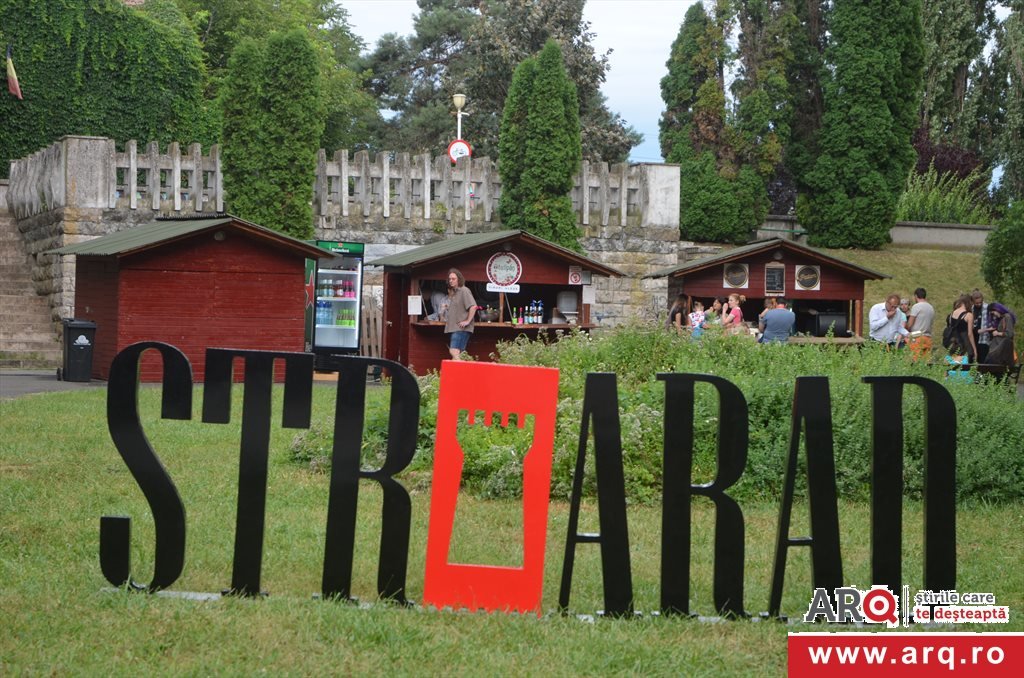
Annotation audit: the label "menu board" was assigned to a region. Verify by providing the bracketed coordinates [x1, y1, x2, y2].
[765, 264, 785, 295]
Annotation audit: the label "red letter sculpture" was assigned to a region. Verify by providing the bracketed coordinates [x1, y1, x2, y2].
[423, 361, 559, 614]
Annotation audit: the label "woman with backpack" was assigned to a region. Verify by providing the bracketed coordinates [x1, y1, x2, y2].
[944, 294, 977, 362]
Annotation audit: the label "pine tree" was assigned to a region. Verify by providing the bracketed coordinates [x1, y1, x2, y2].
[797, 0, 924, 248]
[498, 40, 582, 251]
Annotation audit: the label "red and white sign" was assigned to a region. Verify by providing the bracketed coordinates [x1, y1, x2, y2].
[486, 251, 522, 287]
[447, 139, 472, 163]
[568, 266, 582, 285]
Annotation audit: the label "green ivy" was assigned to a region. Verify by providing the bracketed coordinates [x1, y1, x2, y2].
[0, 0, 213, 178]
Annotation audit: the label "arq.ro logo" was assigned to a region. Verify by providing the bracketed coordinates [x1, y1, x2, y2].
[804, 586, 900, 628]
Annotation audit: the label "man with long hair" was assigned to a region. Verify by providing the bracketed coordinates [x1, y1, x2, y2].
[444, 268, 477, 360]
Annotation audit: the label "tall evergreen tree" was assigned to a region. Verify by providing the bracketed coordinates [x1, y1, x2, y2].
[498, 40, 582, 251]
[797, 0, 924, 248]
[658, 3, 709, 162]
[221, 30, 323, 238]
[782, 0, 827, 202]
[731, 1, 796, 179]
[659, 1, 771, 243]
[173, 0, 378, 153]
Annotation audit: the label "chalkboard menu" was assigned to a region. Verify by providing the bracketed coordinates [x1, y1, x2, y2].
[765, 264, 785, 295]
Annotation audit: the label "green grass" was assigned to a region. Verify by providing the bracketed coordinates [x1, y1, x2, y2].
[2, 385, 1022, 675]
[818, 245, 992, 336]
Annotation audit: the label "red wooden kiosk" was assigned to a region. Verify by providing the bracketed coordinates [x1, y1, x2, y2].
[369, 230, 622, 375]
[648, 238, 890, 339]
[54, 215, 326, 381]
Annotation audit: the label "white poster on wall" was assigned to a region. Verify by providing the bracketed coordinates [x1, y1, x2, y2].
[407, 295, 423, 315]
[582, 285, 596, 305]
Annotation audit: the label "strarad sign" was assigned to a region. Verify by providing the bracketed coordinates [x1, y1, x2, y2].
[100, 343, 957, 619]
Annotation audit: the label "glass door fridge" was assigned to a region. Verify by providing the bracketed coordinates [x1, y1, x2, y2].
[306, 240, 364, 357]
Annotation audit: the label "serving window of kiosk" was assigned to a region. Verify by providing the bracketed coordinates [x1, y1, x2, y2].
[372, 230, 622, 375]
[415, 279, 588, 328]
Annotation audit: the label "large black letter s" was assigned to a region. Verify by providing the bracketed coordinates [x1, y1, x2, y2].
[100, 342, 192, 591]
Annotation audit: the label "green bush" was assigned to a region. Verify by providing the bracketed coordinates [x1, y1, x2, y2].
[291, 326, 1024, 504]
[896, 164, 993, 225]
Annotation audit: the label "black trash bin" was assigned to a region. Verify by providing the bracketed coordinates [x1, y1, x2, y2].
[61, 319, 97, 382]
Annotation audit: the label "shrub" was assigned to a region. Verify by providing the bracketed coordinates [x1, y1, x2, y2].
[896, 163, 993, 225]
[291, 326, 1024, 504]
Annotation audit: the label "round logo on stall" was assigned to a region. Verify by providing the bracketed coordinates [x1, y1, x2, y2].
[796, 265, 820, 290]
[486, 252, 522, 286]
[724, 263, 748, 288]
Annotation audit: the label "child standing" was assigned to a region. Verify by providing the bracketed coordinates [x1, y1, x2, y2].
[689, 301, 706, 338]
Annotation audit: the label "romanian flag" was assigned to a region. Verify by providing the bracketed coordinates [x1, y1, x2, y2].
[7, 45, 23, 100]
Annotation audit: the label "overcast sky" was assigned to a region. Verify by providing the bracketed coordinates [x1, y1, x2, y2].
[339, 0, 699, 163]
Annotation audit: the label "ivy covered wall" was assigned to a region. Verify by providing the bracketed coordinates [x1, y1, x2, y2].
[0, 0, 214, 179]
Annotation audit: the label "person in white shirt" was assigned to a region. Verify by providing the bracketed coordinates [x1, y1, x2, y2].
[868, 293, 909, 346]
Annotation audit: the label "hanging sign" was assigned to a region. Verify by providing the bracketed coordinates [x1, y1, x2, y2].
[486, 251, 522, 287]
[447, 139, 472, 163]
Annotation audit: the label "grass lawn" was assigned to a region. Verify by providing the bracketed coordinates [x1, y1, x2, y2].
[2, 385, 1021, 675]
[820, 245, 992, 334]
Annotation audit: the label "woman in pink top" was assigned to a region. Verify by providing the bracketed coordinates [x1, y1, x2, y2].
[721, 293, 746, 333]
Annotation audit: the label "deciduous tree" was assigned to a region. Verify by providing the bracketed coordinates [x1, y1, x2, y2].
[361, 0, 638, 162]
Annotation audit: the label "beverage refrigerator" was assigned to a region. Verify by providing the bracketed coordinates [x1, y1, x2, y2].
[305, 240, 365, 359]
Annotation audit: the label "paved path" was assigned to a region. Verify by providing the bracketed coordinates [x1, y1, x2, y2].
[0, 369, 105, 400]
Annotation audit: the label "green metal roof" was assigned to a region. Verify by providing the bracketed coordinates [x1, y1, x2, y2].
[51, 216, 327, 258]
[646, 238, 890, 280]
[367, 229, 623, 276]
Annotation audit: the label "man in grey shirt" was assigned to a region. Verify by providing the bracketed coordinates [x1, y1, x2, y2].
[906, 287, 935, 360]
[758, 298, 796, 343]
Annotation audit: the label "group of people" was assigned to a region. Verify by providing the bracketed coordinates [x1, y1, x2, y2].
[669, 293, 797, 343]
[868, 288, 1017, 368]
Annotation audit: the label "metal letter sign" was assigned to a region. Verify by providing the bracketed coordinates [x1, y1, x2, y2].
[657, 373, 748, 618]
[202, 348, 314, 596]
[99, 343, 960, 619]
[863, 377, 957, 595]
[558, 373, 634, 618]
[101, 342, 193, 591]
[319, 355, 420, 604]
[768, 377, 843, 618]
[423, 361, 559, 615]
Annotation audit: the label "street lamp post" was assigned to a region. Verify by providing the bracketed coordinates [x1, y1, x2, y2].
[453, 93, 466, 139]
